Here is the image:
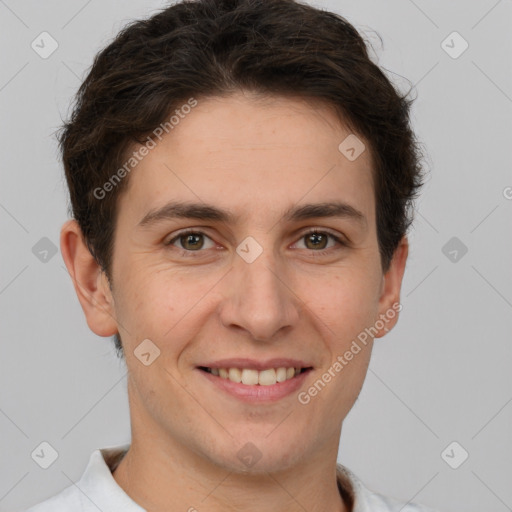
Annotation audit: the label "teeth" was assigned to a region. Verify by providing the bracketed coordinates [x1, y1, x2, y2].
[242, 369, 259, 385]
[258, 369, 276, 386]
[276, 367, 288, 382]
[208, 367, 304, 386]
[228, 368, 242, 383]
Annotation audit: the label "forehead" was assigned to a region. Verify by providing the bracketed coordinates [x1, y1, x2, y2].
[118, 92, 375, 226]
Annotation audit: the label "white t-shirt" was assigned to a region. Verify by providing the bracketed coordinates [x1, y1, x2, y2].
[24, 445, 439, 512]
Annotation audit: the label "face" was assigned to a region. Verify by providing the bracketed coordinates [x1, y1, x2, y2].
[63, 92, 407, 474]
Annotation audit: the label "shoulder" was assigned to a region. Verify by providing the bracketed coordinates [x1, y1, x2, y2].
[362, 489, 439, 512]
[23, 445, 132, 512]
[337, 464, 440, 512]
[23, 484, 88, 512]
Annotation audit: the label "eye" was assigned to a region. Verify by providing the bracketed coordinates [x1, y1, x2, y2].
[165, 228, 346, 257]
[166, 229, 216, 252]
[293, 229, 346, 254]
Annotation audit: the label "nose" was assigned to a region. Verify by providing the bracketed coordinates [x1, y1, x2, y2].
[218, 244, 302, 342]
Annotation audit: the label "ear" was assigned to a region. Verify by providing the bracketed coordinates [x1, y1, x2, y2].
[60, 219, 118, 337]
[374, 236, 409, 338]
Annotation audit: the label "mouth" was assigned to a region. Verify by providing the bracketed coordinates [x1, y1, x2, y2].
[197, 366, 313, 386]
[196, 365, 313, 402]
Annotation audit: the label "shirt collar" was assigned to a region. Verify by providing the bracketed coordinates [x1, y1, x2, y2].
[77, 444, 144, 511]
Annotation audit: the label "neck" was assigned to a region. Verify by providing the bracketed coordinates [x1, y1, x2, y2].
[112, 436, 350, 512]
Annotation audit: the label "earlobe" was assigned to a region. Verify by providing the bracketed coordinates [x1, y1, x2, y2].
[374, 236, 409, 338]
[60, 219, 118, 337]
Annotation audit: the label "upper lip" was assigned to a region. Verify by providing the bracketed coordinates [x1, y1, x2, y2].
[197, 358, 314, 371]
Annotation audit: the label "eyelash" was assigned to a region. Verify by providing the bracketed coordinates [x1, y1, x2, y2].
[165, 228, 347, 258]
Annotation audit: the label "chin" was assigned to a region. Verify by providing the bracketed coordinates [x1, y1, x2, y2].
[204, 436, 306, 476]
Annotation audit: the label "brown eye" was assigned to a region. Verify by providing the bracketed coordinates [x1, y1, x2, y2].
[304, 231, 329, 250]
[166, 230, 215, 252]
[179, 233, 204, 250]
[295, 229, 345, 253]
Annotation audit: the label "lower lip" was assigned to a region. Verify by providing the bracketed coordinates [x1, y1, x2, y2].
[197, 368, 313, 403]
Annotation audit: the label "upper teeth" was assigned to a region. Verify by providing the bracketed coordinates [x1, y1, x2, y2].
[209, 367, 301, 386]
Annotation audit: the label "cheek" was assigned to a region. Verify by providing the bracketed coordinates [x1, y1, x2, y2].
[113, 265, 215, 348]
[302, 265, 382, 339]
[306, 270, 381, 399]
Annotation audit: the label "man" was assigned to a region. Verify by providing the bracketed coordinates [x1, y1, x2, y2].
[26, 0, 437, 510]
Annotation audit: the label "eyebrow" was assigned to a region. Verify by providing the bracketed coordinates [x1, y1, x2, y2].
[137, 200, 367, 228]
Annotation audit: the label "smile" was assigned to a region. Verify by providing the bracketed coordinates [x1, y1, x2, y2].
[199, 366, 311, 386]
[197, 366, 313, 403]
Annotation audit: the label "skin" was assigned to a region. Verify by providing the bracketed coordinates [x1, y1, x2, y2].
[61, 91, 408, 512]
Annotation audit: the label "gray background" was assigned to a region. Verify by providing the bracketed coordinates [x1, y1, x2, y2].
[1, 1, 511, 511]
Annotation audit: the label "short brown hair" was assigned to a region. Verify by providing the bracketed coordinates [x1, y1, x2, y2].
[59, 0, 425, 357]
